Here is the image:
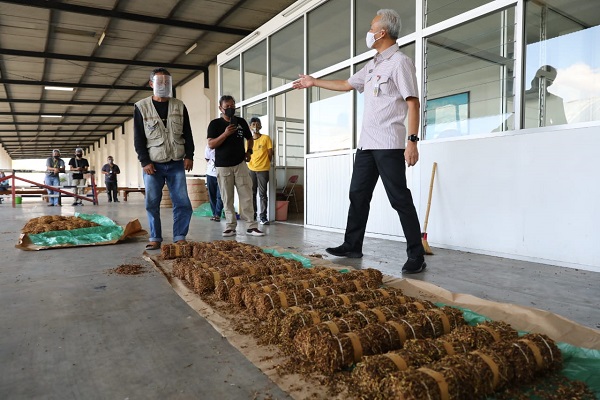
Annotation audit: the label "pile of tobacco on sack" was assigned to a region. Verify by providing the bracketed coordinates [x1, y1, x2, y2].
[159, 241, 596, 400]
[22, 215, 100, 234]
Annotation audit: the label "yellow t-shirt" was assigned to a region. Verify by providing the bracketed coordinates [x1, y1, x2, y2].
[248, 134, 273, 172]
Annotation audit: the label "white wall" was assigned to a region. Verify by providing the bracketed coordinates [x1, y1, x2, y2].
[0, 146, 10, 169]
[306, 125, 600, 272]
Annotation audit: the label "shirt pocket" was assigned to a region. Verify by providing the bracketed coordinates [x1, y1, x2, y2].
[376, 74, 392, 96]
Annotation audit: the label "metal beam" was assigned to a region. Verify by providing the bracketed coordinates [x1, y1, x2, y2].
[0, 130, 110, 133]
[0, 112, 131, 117]
[0, 0, 252, 36]
[2, 136, 105, 141]
[0, 79, 147, 91]
[0, 122, 124, 126]
[0, 98, 133, 106]
[0, 49, 207, 72]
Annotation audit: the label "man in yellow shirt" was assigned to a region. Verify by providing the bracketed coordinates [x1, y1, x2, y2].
[247, 117, 273, 225]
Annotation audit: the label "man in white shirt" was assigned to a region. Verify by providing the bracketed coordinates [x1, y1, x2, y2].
[293, 9, 426, 274]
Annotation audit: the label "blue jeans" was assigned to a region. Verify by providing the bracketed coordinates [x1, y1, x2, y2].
[143, 160, 192, 243]
[44, 175, 60, 205]
[206, 175, 223, 218]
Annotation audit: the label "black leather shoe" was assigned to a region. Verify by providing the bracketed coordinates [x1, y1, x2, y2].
[402, 256, 427, 274]
[325, 244, 363, 258]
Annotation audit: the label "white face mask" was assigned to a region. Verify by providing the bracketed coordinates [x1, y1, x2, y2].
[366, 30, 383, 49]
[152, 75, 173, 98]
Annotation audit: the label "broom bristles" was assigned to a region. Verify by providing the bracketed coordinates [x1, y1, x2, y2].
[422, 232, 433, 255]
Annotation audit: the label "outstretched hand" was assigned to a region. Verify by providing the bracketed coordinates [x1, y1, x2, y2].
[292, 74, 315, 90]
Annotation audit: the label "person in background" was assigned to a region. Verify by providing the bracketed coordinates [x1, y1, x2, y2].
[133, 67, 194, 250]
[207, 95, 265, 237]
[45, 149, 65, 207]
[247, 117, 273, 225]
[101, 156, 121, 203]
[68, 147, 89, 206]
[292, 9, 426, 274]
[205, 144, 223, 222]
[0, 171, 8, 189]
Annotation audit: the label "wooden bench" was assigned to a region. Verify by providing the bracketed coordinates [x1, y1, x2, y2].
[123, 188, 145, 201]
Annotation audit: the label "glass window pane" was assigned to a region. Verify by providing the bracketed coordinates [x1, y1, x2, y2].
[425, 8, 516, 139]
[426, 0, 493, 27]
[244, 101, 267, 122]
[243, 40, 267, 100]
[275, 90, 304, 167]
[356, 44, 415, 145]
[525, 0, 600, 127]
[309, 68, 352, 153]
[308, 0, 350, 74]
[354, 1, 415, 56]
[271, 18, 304, 89]
[221, 56, 240, 101]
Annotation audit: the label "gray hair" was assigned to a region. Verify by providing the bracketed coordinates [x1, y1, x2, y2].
[377, 9, 402, 40]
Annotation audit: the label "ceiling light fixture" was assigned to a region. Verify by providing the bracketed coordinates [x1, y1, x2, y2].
[44, 86, 74, 91]
[225, 31, 260, 56]
[98, 31, 106, 46]
[282, 0, 312, 17]
[41, 115, 63, 118]
[185, 43, 197, 55]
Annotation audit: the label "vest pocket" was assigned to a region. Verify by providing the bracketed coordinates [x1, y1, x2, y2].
[148, 136, 168, 162]
[173, 135, 186, 159]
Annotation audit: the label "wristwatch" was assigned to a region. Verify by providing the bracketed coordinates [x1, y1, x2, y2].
[407, 134, 420, 142]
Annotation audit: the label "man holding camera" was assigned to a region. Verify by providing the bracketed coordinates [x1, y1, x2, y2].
[207, 95, 265, 237]
[101, 156, 121, 203]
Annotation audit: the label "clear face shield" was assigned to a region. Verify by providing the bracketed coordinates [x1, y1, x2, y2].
[152, 74, 173, 98]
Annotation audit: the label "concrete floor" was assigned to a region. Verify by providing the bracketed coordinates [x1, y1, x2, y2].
[1, 196, 599, 399]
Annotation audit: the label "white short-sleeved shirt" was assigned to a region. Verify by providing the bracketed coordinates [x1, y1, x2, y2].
[348, 44, 419, 150]
[204, 145, 217, 177]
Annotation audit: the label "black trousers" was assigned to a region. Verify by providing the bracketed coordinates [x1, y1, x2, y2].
[106, 181, 118, 201]
[344, 149, 424, 259]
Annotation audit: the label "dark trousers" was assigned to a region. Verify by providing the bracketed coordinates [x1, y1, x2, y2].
[249, 170, 269, 220]
[106, 181, 118, 201]
[344, 149, 424, 259]
[206, 175, 223, 218]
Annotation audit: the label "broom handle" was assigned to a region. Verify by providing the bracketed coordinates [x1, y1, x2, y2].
[423, 162, 437, 233]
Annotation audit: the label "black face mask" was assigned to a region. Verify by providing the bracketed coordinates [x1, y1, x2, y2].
[54, 155, 60, 159]
[76, 153, 82, 158]
[224, 108, 236, 118]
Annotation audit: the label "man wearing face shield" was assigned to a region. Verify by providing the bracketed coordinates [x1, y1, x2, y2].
[292, 9, 426, 274]
[45, 149, 65, 207]
[207, 95, 265, 237]
[133, 67, 195, 250]
[68, 147, 89, 206]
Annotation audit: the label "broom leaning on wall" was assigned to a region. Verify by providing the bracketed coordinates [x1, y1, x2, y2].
[422, 162, 437, 255]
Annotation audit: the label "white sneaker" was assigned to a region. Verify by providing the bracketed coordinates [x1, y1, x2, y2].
[222, 230, 236, 237]
[246, 228, 265, 237]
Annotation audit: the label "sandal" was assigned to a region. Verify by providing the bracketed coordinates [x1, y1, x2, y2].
[213, 217, 220, 222]
[145, 241, 161, 250]
[210, 217, 216, 221]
